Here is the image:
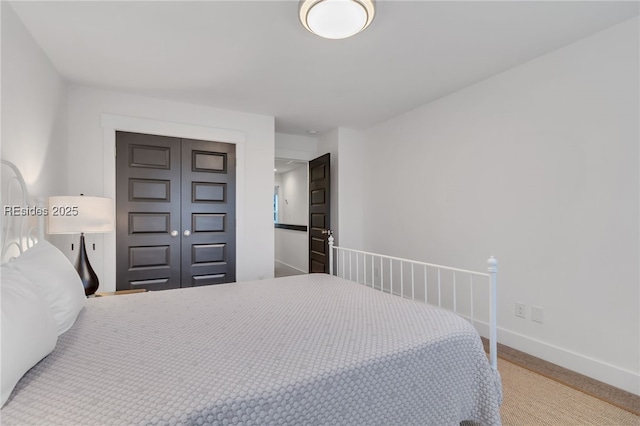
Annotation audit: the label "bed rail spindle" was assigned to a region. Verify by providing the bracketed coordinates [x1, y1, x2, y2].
[342, 250, 346, 278]
[363, 254, 366, 286]
[328, 234, 334, 275]
[424, 265, 428, 304]
[437, 268, 442, 308]
[390, 259, 394, 295]
[470, 275, 475, 327]
[411, 263, 415, 300]
[400, 260, 404, 298]
[372, 255, 375, 288]
[453, 272, 457, 314]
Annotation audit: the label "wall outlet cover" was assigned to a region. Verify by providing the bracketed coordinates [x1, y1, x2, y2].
[532, 306, 544, 323]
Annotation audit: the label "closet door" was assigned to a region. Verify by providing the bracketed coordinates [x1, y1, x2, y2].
[181, 139, 236, 285]
[116, 132, 182, 290]
[116, 132, 236, 291]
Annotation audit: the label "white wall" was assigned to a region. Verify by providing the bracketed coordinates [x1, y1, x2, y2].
[66, 85, 275, 290]
[274, 228, 308, 273]
[336, 128, 364, 250]
[314, 128, 365, 250]
[275, 132, 317, 161]
[278, 165, 308, 226]
[360, 18, 639, 394]
[1, 3, 67, 202]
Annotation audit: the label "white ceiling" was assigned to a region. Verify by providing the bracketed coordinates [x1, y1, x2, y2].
[9, 1, 639, 136]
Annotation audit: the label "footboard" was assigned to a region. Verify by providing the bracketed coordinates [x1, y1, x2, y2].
[328, 235, 498, 370]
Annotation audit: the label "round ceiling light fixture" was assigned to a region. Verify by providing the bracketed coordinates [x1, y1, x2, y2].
[299, 0, 376, 40]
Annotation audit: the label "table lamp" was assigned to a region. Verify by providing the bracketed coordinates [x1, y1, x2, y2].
[47, 195, 115, 296]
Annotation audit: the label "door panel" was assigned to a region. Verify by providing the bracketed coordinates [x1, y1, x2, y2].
[129, 213, 170, 234]
[308, 153, 330, 273]
[116, 132, 236, 290]
[181, 138, 236, 286]
[116, 132, 182, 291]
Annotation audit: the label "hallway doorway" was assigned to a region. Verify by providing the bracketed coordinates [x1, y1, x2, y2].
[274, 158, 308, 275]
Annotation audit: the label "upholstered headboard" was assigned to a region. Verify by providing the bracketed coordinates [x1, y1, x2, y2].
[1, 160, 45, 262]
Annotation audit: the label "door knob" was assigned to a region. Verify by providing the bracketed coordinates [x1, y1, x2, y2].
[170, 230, 178, 237]
[183, 230, 191, 237]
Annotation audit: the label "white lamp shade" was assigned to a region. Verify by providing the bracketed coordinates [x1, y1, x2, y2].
[300, 0, 375, 40]
[47, 196, 115, 234]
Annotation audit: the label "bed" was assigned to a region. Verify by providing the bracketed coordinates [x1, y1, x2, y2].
[1, 160, 502, 425]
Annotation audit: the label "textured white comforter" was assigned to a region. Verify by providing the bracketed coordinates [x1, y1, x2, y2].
[1, 274, 502, 425]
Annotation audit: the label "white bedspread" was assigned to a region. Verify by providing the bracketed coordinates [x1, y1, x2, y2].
[1, 274, 502, 425]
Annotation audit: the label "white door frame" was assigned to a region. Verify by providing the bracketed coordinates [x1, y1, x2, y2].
[101, 113, 246, 292]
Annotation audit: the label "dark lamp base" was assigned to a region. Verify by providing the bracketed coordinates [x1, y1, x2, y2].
[75, 233, 99, 296]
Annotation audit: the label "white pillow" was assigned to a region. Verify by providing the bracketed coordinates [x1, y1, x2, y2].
[1, 266, 58, 407]
[8, 240, 86, 335]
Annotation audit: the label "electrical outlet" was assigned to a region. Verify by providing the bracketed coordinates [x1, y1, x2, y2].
[532, 306, 544, 324]
[515, 302, 527, 319]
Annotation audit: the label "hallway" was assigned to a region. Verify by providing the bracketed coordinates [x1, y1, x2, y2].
[274, 261, 305, 278]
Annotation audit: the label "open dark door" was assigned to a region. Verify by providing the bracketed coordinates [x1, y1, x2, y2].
[308, 153, 331, 273]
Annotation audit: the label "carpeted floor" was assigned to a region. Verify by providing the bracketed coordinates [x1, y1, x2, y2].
[498, 358, 640, 425]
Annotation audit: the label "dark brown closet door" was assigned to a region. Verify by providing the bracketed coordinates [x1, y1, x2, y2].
[181, 138, 236, 285]
[116, 132, 236, 291]
[116, 132, 182, 290]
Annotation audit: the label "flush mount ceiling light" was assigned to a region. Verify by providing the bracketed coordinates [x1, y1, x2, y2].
[299, 0, 375, 40]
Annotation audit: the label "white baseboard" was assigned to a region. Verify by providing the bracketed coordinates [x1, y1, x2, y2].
[472, 321, 639, 396]
[274, 260, 307, 274]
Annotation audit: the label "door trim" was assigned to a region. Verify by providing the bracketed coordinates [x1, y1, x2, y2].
[101, 113, 246, 292]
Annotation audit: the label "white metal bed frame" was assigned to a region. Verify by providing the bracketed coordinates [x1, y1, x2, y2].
[0, 160, 45, 262]
[328, 234, 498, 370]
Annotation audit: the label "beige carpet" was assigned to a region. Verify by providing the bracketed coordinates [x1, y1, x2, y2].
[499, 358, 640, 425]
